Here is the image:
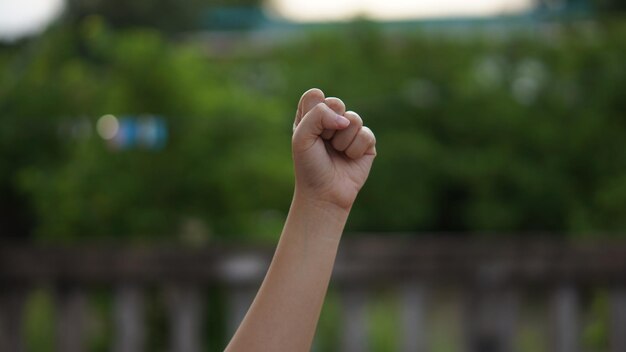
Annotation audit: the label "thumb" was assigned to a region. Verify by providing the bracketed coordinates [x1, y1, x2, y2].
[294, 88, 325, 128]
[293, 103, 350, 152]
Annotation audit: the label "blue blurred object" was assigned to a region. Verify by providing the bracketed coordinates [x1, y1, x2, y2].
[201, 6, 268, 30]
[116, 116, 137, 149]
[112, 115, 167, 151]
[138, 115, 167, 150]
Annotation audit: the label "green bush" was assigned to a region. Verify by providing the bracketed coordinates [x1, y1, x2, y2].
[2, 18, 626, 241]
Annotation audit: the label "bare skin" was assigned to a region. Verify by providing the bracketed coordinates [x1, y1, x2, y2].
[225, 88, 376, 352]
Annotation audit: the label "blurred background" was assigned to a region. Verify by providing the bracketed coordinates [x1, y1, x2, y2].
[1, 0, 626, 351]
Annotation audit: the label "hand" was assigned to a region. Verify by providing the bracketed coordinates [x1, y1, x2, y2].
[292, 88, 377, 211]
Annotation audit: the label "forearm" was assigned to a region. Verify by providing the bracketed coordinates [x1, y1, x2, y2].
[226, 88, 375, 351]
[225, 194, 349, 351]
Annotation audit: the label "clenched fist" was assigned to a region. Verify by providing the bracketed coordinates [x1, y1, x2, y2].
[292, 88, 377, 211]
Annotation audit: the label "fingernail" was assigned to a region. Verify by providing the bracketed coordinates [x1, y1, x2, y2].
[336, 114, 350, 127]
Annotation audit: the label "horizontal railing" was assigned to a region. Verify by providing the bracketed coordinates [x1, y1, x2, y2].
[1, 237, 625, 352]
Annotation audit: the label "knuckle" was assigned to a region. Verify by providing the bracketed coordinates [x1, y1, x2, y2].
[311, 102, 330, 115]
[346, 111, 363, 126]
[362, 127, 376, 144]
[325, 97, 345, 110]
[368, 133, 376, 146]
[302, 102, 330, 122]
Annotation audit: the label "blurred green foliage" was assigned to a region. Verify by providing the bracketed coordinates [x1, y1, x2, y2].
[2, 17, 626, 241]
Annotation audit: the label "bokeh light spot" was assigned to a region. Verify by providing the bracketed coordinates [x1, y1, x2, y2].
[96, 114, 119, 140]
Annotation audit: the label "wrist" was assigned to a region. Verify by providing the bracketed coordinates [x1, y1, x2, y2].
[292, 189, 352, 219]
[283, 190, 351, 244]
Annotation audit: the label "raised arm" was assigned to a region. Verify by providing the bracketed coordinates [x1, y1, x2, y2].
[225, 88, 376, 352]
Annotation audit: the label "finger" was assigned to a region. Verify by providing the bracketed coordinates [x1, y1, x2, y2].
[330, 111, 362, 152]
[322, 97, 345, 140]
[345, 126, 377, 159]
[325, 97, 345, 114]
[293, 103, 350, 152]
[295, 88, 325, 129]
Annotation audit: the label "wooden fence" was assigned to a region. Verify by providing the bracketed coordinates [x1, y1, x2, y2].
[1, 237, 626, 352]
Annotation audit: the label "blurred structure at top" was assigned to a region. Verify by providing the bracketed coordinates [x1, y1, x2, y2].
[4, 0, 625, 39]
[0, 0, 625, 45]
[62, 0, 261, 32]
[59, 0, 626, 35]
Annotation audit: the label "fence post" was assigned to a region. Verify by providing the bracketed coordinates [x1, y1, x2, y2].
[464, 286, 519, 352]
[551, 285, 579, 352]
[113, 283, 145, 352]
[0, 285, 27, 352]
[610, 286, 626, 352]
[219, 251, 269, 337]
[55, 284, 88, 352]
[166, 284, 204, 352]
[226, 288, 256, 336]
[340, 287, 369, 352]
[400, 282, 428, 352]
